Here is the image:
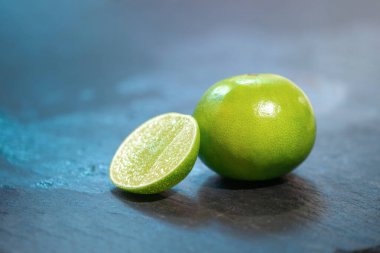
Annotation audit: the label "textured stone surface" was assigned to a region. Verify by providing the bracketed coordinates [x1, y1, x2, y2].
[0, 0, 379, 252]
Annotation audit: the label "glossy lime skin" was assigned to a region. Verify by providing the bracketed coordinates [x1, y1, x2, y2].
[193, 74, 316, 180]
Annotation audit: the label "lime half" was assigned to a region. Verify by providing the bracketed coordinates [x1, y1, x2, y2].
[109, 113, 200, 194]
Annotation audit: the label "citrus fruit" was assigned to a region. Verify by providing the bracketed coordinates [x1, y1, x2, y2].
[109, 112, 200, 194]
[193, 74, 316, 181]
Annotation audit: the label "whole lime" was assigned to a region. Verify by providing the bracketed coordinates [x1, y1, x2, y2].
[193, 74, 316, 181]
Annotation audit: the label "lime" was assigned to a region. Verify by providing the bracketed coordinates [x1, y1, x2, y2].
[193, 74, 316, 181]
[109, 113, 200, 194]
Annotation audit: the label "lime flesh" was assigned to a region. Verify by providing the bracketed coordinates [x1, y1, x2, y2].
[109, 113, 200, 194]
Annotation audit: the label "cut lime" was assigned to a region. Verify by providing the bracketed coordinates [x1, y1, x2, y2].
[109, 112, 200, 194]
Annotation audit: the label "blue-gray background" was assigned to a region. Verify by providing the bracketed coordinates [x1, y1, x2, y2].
[0, 1, 379, 252]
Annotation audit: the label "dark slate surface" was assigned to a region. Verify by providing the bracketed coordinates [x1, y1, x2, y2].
[1, 0, 380, 252]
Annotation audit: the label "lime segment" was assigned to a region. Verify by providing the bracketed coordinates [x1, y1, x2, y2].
[109, 113, 200, 194]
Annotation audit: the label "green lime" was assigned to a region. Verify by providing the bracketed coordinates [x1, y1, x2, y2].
[193, 74, 316, 181]
[109, 112, 200, 194]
